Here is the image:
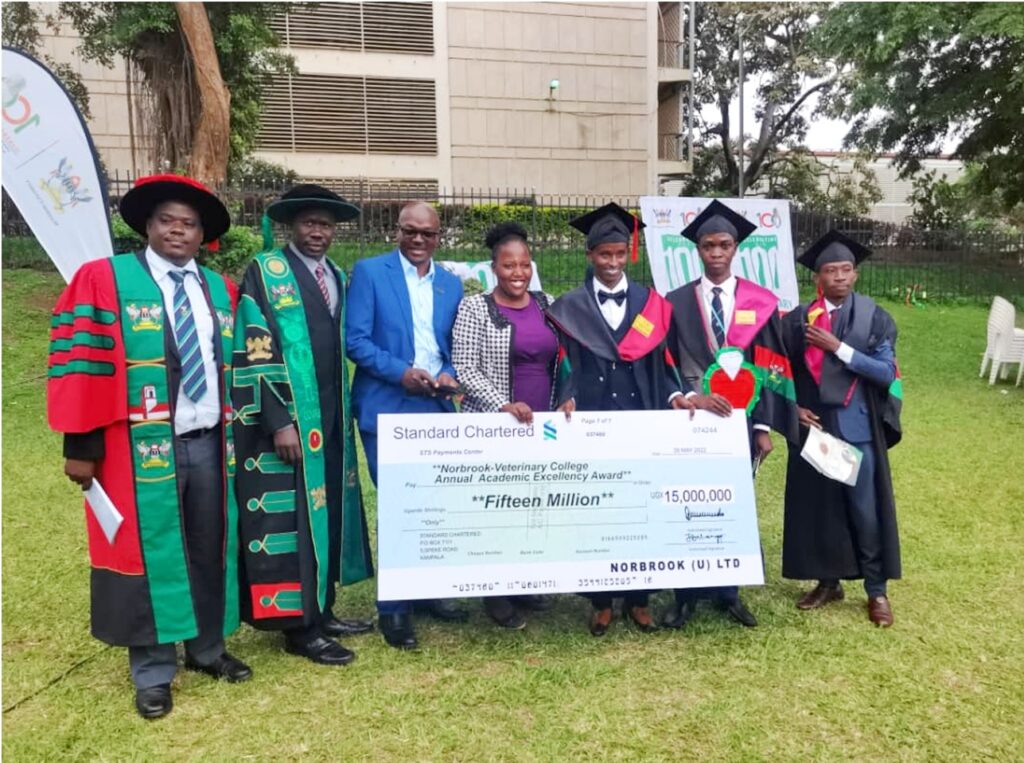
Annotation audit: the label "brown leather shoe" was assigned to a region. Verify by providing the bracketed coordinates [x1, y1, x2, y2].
[796, 583, 845, 610]
[589, 608, 613, 637]
[624, 606, 658, 633]
[867, 596, 893, 627]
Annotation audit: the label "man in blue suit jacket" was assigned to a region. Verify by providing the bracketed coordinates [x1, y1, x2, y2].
[781, 231, 903, 628]
[346, 201, 468, 649]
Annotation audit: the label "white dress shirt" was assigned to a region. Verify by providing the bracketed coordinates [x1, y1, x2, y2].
[591, 273, 628, 331]
[290, 244, 338, 316]
[146, 247, 221, 434]
[699, 274, 737, 341]
[701, 274, 768, 430]
[825, 298, 856, 364]
[400, 253, 443, 377]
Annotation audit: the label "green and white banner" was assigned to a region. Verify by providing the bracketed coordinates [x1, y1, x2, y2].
[640, 197, 799, 311]
[2, 47, 113, 282]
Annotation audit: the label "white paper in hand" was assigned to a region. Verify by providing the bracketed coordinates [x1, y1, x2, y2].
[800, 427, 863, 487]
[85, 479, 124, 544]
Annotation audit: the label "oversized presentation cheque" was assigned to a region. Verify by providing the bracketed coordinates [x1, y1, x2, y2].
[377, 410, 764, 600]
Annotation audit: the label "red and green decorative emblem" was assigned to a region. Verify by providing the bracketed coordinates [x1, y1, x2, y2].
[125, 302, 163, 332]
[136, 439, 172, 469]
[250, 582, 303, 619]
[308, 428, 323, 451]
[702, 346, 763, 414]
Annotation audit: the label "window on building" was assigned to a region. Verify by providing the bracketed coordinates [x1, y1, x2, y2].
[258, 73, 437, 156]
[270, 2, 434, 55]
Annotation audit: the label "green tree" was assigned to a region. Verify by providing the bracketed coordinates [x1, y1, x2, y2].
[817, 2, 1024, 211]
[58, 2, 293, 181]
[685, 3, 835, 192]
[1, 3, 91, 119]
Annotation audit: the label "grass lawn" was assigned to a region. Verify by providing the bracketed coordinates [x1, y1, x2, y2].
[3, 267, 1023, 761]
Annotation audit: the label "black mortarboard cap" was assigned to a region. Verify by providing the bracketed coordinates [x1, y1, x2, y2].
[680, 199, 757, 245]
[797, 229, 872, 271]
[569, 202, 646, 255]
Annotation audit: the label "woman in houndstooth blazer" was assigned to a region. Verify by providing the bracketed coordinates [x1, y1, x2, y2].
[452, 222, 574, 629]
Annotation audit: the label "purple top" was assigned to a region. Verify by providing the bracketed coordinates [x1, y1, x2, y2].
[496, 298, 557, 412]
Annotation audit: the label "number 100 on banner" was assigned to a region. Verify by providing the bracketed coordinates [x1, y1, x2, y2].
[376, 410, 765, 601]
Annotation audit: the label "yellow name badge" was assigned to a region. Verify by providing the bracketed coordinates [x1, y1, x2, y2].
[735, 309, 756, 325]
[631, 313, 654, 338]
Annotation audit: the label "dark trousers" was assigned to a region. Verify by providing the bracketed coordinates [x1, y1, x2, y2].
[129, 428, 225, 689]
[821, 442, 886, 597]
[286, 435, 345, 645]
[361, 428, 457, 618]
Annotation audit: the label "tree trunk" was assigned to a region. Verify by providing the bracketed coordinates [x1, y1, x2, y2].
[175, 2, 230, 186]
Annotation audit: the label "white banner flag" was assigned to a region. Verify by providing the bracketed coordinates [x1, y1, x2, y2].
[2, 47, 113, 282]
[640, 197, 799, 311]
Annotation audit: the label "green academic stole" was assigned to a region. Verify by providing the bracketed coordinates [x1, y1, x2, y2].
[110, 254, 238, 642]
[253, 250, 331, 612]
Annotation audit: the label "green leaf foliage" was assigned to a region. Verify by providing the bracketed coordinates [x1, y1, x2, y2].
[816, 2, 1024, 212]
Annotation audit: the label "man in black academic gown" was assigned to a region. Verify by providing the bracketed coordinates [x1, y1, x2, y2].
[781, 230, 903, 627]
[547, 203, 696, 637]
[233, 185, 375, 665]
[662, 200, 800, 630]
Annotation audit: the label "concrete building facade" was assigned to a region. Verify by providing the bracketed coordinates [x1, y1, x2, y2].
[30, 1, 694, 196]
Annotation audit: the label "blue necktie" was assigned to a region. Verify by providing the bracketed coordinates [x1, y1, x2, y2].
[168, 270, 208, 403]
[711, 286, 726, 347]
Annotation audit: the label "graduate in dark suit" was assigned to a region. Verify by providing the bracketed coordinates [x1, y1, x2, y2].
[547, 203, 697, 637]
[233, 185, 374, 666]
[781, 231, 903, 627]
[662, 200, 799, 630]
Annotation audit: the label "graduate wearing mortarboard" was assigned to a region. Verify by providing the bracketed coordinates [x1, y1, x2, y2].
[781, 230, 904, 627]
[547, 203, 696, 637]
[662, 199, 799, 631]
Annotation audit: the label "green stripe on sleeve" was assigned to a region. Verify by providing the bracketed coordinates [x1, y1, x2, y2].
[47, 360, 117, 378]
[51, 304, 117, 327]
[50, 331, 116, 353]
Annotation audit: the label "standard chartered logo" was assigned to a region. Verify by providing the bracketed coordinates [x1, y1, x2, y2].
[543, 420, 557, 441]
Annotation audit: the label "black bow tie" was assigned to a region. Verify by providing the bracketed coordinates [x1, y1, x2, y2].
[598, 290, 626, 306]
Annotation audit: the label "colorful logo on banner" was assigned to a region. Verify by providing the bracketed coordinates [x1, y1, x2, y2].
[40, 157, 94, 212]
[640, 198, 799, 312]
[2, 48, 114, 282]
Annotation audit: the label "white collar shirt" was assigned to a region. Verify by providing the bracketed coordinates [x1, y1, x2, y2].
[146, 246, 221, 434]
[289, 243, 338, 316]
[699, 274, 738, 339]
[591, 273, 629, 331]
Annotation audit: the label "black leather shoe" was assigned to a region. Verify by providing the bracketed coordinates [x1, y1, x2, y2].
[284, 635, 356, 666]
[135, 684, 172, 720]
[720, 597, 758, 627]
[662, 599, 696, 629]
[322, 616, 374, 638]
[184, 652, 253, 683]
[416, 599, 469, 622]
[380, 613, 418, 650]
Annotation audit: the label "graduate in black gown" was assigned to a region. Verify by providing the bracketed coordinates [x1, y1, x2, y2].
[662, 200, 800, 630]
[547, 203, 697, 637]
[781, 231, 903, 627]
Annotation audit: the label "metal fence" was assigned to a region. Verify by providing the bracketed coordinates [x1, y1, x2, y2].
[4, 176, 1023, 302]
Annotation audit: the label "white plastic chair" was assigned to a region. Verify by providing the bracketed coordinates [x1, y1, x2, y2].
[980, 296, 1024, 384]
[1017, 343, 1024, 387]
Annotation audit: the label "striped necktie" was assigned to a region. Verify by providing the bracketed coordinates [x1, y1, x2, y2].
[315, 261, 332, 311]
[710, 286, 726, 347]
[168, 270, 208, 403]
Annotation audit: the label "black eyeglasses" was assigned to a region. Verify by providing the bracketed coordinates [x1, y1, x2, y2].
[399, 226, 440, 241]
